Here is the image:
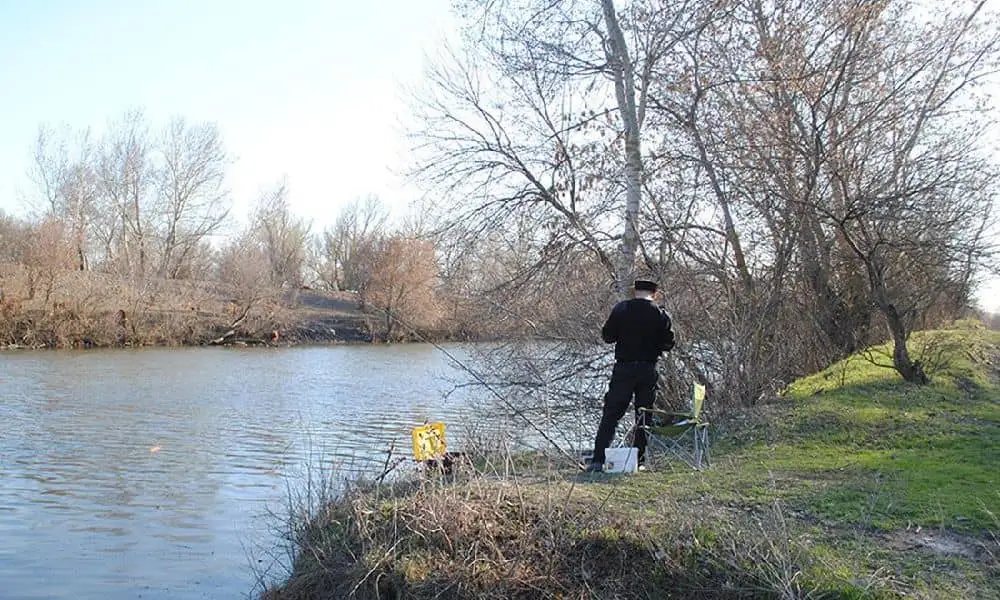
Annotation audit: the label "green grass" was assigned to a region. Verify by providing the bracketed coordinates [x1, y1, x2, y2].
[723, 325, 1000, 532]
[563, 326, 998, 517]
[534, 324, 1000, 597]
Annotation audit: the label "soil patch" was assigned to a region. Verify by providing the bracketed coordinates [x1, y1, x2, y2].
[884, 529, 996, 563]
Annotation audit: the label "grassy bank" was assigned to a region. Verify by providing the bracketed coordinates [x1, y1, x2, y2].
[261, 325, 1000, 599]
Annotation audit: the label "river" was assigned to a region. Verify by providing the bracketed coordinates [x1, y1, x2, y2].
[0, 344, 494, 600]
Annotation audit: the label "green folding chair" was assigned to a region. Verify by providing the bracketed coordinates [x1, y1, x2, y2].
[639, 382, 710, 470]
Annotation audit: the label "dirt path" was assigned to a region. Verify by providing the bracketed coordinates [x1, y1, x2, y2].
[280, 289, 372, 344]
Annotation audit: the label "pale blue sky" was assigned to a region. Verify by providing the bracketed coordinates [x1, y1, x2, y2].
[0, 0, 454, 228]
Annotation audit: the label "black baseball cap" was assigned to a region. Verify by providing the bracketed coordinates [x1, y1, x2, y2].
[634, 279, 657, 292]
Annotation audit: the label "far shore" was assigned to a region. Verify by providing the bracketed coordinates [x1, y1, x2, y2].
[0, 288, 480, 351]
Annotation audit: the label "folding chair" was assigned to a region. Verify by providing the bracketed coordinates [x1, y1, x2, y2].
[639, 382, 710, 470]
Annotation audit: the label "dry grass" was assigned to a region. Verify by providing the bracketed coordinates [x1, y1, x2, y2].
[0, 265, 367, 348]
[257, 453, 900, 600]
[265, 479, 660, 599]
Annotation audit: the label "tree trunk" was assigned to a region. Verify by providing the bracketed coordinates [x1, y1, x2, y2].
[73, 194, 87, 271]
[871, 270, 928, 384]
[602, 0, 641, 295]
[879, 299, 927, 384]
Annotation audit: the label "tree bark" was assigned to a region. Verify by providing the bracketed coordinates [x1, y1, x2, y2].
[885, 307, 927, 384]
[602, 0, 642, 295]
[871, 266, 928, 384]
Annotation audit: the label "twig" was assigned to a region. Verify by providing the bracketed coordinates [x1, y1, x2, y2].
[383, 306, 583, 467]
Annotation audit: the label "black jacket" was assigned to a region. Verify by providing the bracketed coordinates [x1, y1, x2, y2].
[601, 298, 675, 362]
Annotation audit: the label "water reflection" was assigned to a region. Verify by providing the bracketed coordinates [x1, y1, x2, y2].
[0, 345, 478, 600]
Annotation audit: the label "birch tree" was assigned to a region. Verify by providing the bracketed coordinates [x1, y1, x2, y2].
[413, 0, 713, 292]
[601, 0, 643, 290]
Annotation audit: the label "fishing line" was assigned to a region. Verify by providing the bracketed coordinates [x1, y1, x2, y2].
[380, 306, 583, 467]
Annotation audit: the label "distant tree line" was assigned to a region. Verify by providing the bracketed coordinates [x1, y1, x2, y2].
[0, 111, 445, 345]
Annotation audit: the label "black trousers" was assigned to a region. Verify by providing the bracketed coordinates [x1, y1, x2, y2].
[591, 361, 659, 464]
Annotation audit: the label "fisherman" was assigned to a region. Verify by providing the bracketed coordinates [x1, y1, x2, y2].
[584, 278, 675, 472]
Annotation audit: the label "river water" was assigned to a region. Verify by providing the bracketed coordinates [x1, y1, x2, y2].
[0, 345, 493, 600]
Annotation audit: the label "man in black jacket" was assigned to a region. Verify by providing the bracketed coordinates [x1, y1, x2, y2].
[584, 279, 675, 472]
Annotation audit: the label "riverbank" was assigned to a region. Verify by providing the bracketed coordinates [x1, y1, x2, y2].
[0, 283, 461, 349]
[261, 324, 1000, 599]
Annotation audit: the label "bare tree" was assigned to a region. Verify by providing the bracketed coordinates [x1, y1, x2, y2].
[715, 0, 999, 384]
[601, 0, 643, 291]
[251, 182, 311, 289]
[407, 0, 716, 432]
[412, 2, 615, 288]
[413, 0, 999, 418]
[29, 125, 73, 216]
[814, 0, 998, 383]
[216, 230, 276, 340]
[30, 125, 99, 271]
[365, 236, 442, 341]
[154, 118, 231, 279]
[23, 218, 76, 304]
[214, 189, 311, 343]
[638, 0, 835, 401]
[319, 195, 388, 292]
[413, 0, 713, 297]
[96, 109, 153, 277]
[0, 210, 29, 264]
[632, 0, 1000, 391]
[35, 113, 232, 279]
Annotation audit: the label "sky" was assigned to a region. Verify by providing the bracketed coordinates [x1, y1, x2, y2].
[0, 0, 455, 229]
[0, 0, 998, 312]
